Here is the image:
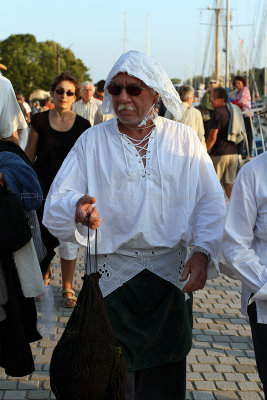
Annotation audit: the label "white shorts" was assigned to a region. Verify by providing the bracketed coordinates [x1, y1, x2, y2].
[57, 240, 79, 260]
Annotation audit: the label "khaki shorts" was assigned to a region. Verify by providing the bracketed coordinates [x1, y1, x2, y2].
[211, 154, 239, 184]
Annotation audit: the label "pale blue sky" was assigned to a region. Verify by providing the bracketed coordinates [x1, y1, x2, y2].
[1, 0, 266, 83]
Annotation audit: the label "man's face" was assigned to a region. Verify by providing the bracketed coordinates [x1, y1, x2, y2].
[210, 90, 225, 109]
[110, 72, 158, 126]
[187, 95, 194, 107]
[81, 85, 94, 103]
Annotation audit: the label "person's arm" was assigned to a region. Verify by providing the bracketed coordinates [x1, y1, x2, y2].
[180, 252, 208, 293]
[206, 128, 218, 151]
[75, 195, 101, 229]
[1, 131, 20, 145]
[43, 135, 101, 243]
[180, 132, 226, 292]
[25, 125, 38, 163]
[222, 167, 267, 298]
[0, 172, 5, 187]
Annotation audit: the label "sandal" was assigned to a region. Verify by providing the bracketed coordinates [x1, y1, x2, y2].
[62, 289, 77, 308]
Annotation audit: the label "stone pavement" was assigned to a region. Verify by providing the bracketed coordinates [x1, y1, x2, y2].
[0, 249, 264, 400]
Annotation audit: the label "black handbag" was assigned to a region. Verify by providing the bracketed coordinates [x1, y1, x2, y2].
[0, 186, 32, 253]
[50, 227, 127, 400]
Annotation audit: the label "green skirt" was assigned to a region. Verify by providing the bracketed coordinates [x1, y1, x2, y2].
[105, 269, 193, 371]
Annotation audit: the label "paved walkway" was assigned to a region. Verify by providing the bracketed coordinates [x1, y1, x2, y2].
[0, 250, 264, 400]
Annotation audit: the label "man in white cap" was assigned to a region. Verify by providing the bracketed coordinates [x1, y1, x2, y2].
[43, 51, 225, 399]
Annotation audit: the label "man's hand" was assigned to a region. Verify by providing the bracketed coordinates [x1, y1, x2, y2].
[180, 252, 208, 293]
[0, 173, 5, 187]
[75, 195, 101, 230]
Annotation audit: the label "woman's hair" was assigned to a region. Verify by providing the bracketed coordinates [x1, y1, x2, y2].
[233, 75, 246, 87]
[50, 71, 80, 97]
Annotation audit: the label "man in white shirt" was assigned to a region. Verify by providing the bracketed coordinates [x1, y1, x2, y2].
[72, 81, 101, 126]
[165, 85, 206, 147]
[0, 75, 27, 144]
[178, 85, 206, 147]
[43, 51, 225, 400]
[222, 152, 267, 397]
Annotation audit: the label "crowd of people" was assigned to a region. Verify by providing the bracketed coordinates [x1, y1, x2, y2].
[0, 50, 266, 399]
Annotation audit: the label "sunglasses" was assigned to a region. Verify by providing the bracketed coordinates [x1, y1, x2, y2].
[55, 88, 75, 97]
[107, 84, 147, 96]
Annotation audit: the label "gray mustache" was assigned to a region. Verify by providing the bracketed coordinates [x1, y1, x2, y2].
[118, 104, 134, 111]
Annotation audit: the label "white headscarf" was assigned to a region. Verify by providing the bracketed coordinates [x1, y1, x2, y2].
[102, 51, 183, 120]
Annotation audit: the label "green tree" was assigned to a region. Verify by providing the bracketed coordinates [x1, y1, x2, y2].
[59, 46, 90, 82]
[185, 75, 206, 89]
[0, 34, 90, 98]
[171, 78, 183, 85]
[38, 41, 90, 90]
[0, 34, 41, 97]
[38, 41, 58, 90]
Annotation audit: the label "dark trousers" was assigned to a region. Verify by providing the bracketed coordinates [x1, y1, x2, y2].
[247, 301, 267, 397]
[125, 358, 186, 400]
[243, 116, 253, 157]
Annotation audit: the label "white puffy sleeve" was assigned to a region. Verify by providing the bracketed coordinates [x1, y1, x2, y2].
[189, 135, 226, 280]
[222, 164, 267, 300]
[43, 134, 93, 244]
[0, 78, 27, 138]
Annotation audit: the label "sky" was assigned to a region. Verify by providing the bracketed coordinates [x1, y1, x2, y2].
[1, 0, 266, 84]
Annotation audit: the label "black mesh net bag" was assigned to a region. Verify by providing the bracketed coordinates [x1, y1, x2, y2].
[50, 228, 127, 400]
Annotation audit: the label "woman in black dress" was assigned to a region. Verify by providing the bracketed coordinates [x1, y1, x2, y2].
[25, 71, 90, 307]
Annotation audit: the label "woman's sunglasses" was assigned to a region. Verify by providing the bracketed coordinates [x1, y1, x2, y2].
[107, 84, 147, 96]
[55, 88, 75, 97]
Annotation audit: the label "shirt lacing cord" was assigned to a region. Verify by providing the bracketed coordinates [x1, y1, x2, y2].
[119, 127, 155, 177]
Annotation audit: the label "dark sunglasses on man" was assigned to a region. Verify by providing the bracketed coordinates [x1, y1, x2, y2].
[107, 84, 147, 96]
[55, 88, 75, 97]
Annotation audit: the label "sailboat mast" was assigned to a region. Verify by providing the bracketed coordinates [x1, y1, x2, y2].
[225, 0, 230, 88]
[240, 40, 244, 76]
[215, 0, 220, 82]
[265, 35, 267, 96]
[147, 13, 151, 56]
[246, 47, 250, 89]
[123, 12, 127, 53]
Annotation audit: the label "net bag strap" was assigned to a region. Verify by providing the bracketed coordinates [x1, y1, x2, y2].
[85, 213, 98, 274]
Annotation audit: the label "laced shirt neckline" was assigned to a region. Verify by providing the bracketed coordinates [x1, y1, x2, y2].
[119, 126, 156, 165]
